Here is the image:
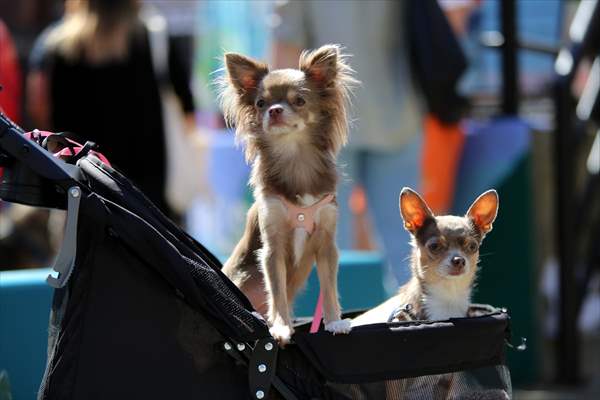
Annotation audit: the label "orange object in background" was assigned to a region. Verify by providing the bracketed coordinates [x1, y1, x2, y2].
[350, 185, 376, 251]
[0, 19, 22, 123]
[421, 114, 466, 215]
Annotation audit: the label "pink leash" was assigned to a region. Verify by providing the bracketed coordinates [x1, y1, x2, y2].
[310, 291, 324, 333]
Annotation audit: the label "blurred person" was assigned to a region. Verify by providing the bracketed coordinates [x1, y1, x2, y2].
[27, 0, 196, 217]
[271, 1, 424, 286]
[439, 0, 480, 37]
[1, 18, 60, 272]
[0, 18, 22, 123]
[26, 0, 81, 129]
[418, 0, 480, 215]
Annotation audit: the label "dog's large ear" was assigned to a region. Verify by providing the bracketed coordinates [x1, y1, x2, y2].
[466, 190, 499, 235]
[224, 53, 268, 98]
[300, 44, 340, 87]
[399, 187, 434, 234]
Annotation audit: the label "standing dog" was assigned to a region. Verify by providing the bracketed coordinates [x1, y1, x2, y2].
[219, 45, 357, 345]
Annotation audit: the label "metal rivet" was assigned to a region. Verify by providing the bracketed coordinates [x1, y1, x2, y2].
[256, 390, 265, 399]
[223, 342, 232, 351]
[297, 213, 305, 222]
[69, 187, 81, 198]
[258, 364, 267, 373]
[264, 342, 273, 351]
[517, 337, 528, 351]
[237, 343, 245, 351]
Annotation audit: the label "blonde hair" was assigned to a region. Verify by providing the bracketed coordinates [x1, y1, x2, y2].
[48, 0, 139, 63]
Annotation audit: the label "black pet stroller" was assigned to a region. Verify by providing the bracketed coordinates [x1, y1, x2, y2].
[0, 113, 516, 399]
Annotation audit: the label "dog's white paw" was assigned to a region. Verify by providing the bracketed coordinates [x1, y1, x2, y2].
[324, 318, 353, 335]
[269, 323, 294, 346]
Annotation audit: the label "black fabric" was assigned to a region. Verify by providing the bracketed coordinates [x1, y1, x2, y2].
[77, 156, 267, 341]
[37, 156, 270, 399]
[325, 366, 512, 400]
[292, 313, 509, 384]
[38, 195, 250, 399]
[0, 159, 67, 209]
[271, 313, 512, 400]
[406, 0, 469, 123]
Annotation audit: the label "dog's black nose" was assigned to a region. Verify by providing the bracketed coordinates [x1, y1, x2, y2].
[451, 256, 465, 268]
[269, 106, 284, 117]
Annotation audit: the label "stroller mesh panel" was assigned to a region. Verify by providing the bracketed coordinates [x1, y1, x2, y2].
[78, 157, 270, 342]
[327, 366, 511, 399]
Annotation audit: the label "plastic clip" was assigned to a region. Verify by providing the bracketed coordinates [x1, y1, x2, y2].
[47, 186, 81, 288]
[505, 336, 527, 352]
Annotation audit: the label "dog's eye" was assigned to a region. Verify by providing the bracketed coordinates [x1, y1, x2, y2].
[427, 240, 443, 254]
[256, 99, 266, 108]
[465, 241, 479, 253]
[294, 97, 306, 107]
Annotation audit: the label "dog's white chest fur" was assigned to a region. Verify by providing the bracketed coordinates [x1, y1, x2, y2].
[292, 228, 308, 266]
[290, 194, 315, 265]
[422, 282, 471, 320]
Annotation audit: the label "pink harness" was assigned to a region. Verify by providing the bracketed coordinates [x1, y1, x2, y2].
[277, 193, 335, 333]
[278, 194, 335, 235]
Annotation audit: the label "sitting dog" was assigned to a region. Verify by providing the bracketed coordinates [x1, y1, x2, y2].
[353, 187, 507, 400]
[353, 187, 499, 325]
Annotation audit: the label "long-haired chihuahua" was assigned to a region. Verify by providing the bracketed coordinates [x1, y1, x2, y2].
[219, 44, 357, 345]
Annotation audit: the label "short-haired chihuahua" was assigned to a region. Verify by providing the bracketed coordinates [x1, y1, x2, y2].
[353, 187, 499, 325]
[353, 187, 504, 399]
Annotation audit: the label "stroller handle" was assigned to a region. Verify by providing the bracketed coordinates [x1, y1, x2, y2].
[0, 112, 82, 185]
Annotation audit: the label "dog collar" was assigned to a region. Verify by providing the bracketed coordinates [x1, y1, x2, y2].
[388, 303, 418, 322]
[278, 194, 335, 235]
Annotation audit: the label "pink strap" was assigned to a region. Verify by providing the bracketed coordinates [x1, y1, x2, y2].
[277, 194, 333, 333]
[55, 146, 111, 166]
[278, 194, 335, 234]
[24, 130, 112, 167]
[310, 291, 324, 333]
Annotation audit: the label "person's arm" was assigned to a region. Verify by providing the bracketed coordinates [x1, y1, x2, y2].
[26, 71, 51, 129]
[438, 0, 478, 37]
[167, 36, 196, 133]
[26, 23, 58, 129]
[0, 20, 22, 123]
[270, 0, 309, 69]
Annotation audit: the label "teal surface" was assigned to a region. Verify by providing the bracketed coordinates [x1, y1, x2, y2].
[0, 269, 53, 400]
[294, 251, 386, 316]
[0, 251, 384, 400]
[453, 118, 538, 386]
[213, 251, 387, 316]
[470, 155, 538, 386]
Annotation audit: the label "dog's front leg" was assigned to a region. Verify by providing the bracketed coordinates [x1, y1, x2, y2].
[261, 242, 293, 345]
[315, 207, 352, 334]
[258, 197, 295, 345]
